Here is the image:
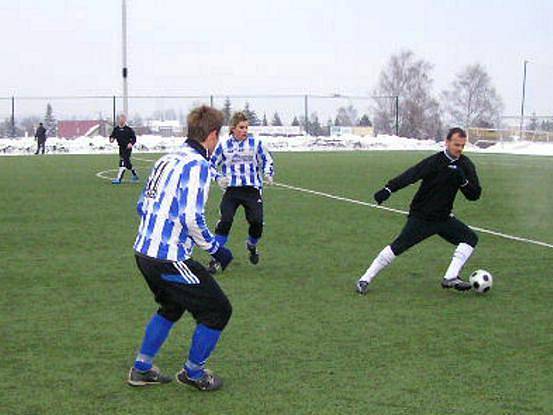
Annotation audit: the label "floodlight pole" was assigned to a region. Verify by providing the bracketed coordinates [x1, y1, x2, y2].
[519, 60, 528, 141]
[122, 0, 129, 116]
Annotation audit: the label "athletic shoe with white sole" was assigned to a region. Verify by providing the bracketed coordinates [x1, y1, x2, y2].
[127, 366, 172, 387]
[176, 368, 223, 392]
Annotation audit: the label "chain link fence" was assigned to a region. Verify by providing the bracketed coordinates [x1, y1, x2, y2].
[0, 94, 399, 139]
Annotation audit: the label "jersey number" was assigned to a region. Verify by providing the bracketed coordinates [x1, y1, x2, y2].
[144, 160, 170, 199]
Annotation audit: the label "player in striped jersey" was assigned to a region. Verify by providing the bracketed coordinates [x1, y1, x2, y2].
[208, 112, 275, 272]
[128, 106, 233, 392]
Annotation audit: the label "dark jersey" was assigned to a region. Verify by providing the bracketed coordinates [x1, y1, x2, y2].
[386, 150, 481, 221]
[109, 125, 136, 148]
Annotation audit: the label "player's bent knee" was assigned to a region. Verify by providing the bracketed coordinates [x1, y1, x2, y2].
[215, 220, 233, 235]
[465, 231, 478, 248]
[158, 304, 185, 322]
[200, 299, 233, 331]
[248, 222, 263, 239]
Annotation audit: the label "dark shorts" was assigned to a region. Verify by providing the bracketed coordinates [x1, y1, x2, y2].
[215, 187, 264, 237]
[135, 254, 232, 330]
[119, 147, 133, 169]
[390, 215, 478, 256]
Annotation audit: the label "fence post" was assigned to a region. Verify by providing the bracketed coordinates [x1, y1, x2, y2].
[112, 96, 116, 126]
[304, 94, 309, 135]
[394, 95, 399, 136]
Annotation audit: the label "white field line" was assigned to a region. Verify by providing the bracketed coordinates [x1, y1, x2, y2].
[94, 160, 553, 250]
[273, 182, 553, 250]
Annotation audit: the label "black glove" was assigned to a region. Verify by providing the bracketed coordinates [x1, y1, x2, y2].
[374, 187, 392, 205]
[449, 165, 468, 187]
[211, 246, 233, 271]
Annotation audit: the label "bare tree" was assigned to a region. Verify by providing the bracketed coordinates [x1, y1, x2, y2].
[373, 50, 442, 139]
[442, 63, 503, 128]
[334, 105, 358, 126]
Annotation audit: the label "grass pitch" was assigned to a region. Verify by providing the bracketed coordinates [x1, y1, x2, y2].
[1, 151, 552, 414]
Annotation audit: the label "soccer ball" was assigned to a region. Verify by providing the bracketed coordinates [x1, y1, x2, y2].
[469, 270, 493, 293]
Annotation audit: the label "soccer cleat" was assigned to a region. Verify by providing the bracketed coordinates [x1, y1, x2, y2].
[441, 277, 472, 291]
[176, 368, 223, 392]
[131, 175, 140, 183]
[112, 179, 122, 184]
[207, 259, 221, 275]
[127, 366, 173, 387]
[356, 280, 370, 295]
[246, 242, 259, 265]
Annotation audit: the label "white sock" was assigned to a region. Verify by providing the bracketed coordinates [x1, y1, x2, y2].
[117, 167, 126, 180]
[443, 243, 474, 280]
[359, 245, 396, 283]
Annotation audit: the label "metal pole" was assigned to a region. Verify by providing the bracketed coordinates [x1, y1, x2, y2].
[11, 96, 15, 137]
[519, 60, 528, 141]
[394, 95, 399, 136]
[210, 95, 214, 107]
[304, 94, 309, 135]
[122, 0, 129, 116]
[112, 96, 116, 126]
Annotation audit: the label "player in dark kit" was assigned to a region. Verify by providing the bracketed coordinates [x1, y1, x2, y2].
[34, 122, 47, 155]
[356, 127, 482, 294]
[109, 114, 139, 184]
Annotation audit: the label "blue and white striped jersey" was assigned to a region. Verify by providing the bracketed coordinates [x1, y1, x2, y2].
[133, 140, 219, 262]
[210, 134, 274, 188]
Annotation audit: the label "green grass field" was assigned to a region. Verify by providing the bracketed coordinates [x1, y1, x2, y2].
[2, 151, 552, 415]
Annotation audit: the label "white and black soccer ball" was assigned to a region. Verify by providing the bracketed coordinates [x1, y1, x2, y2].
[469, 270, 493, 293]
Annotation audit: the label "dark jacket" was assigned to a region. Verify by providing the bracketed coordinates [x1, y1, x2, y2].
[35, 126, 47, 141]
[386, 150, 481, 221]
[109, 125, 137, 148]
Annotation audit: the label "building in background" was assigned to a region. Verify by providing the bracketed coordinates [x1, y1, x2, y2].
[57, 120, 111, 139]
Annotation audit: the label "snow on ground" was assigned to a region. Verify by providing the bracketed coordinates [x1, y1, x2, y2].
[1, 134, 553, 157]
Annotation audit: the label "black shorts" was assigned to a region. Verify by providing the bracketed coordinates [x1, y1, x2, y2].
[390, 215, 478, 256]
[135, 253, 232, 330]
[119, 147, 133, 169]
[215, 186, 264, 236]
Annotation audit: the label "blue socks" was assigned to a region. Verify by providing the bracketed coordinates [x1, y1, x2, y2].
[215, 234, 228, 246]
[134, 313, 174, 372]
[248, 236, 259, 246]
[185, 324, 222, 379]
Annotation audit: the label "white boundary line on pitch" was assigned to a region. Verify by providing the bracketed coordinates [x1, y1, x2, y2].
[273, 182, 553, 250]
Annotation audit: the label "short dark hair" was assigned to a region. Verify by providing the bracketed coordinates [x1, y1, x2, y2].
[187, 106, 224, 142]
[39, 122, 43, 126]
[446, 127, 467, 140]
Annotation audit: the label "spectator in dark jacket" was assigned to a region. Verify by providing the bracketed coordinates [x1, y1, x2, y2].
[34, 123, 47, 155]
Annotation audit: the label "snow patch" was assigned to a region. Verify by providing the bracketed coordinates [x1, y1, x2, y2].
[1, 134, 553, 157]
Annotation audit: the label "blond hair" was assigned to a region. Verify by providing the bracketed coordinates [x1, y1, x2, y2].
[229, 112, 249, 135]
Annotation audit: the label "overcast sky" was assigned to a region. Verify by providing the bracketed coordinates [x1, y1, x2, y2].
[2, 0, 552, 119]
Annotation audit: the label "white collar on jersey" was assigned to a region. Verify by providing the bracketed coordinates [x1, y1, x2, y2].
[443, 148, 459, 162]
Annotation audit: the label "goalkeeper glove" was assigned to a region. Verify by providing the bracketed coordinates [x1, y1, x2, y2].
[374, 187, 392, 205]
[211, 246, 233, 271]
[448, 165, 468, 187]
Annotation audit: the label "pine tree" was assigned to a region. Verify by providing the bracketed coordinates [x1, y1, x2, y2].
[44, 103, 57, 137]
[271, 112, 283, 126]
[243, 102, 261, 126]
[291, 116, 300, 126]
[358, 114, 372, 126]
[262, 112, 268, 126]
[222, 97, 232, 125]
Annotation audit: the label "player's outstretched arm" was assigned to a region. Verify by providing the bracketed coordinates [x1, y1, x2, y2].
[374, 156, 434, 204]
